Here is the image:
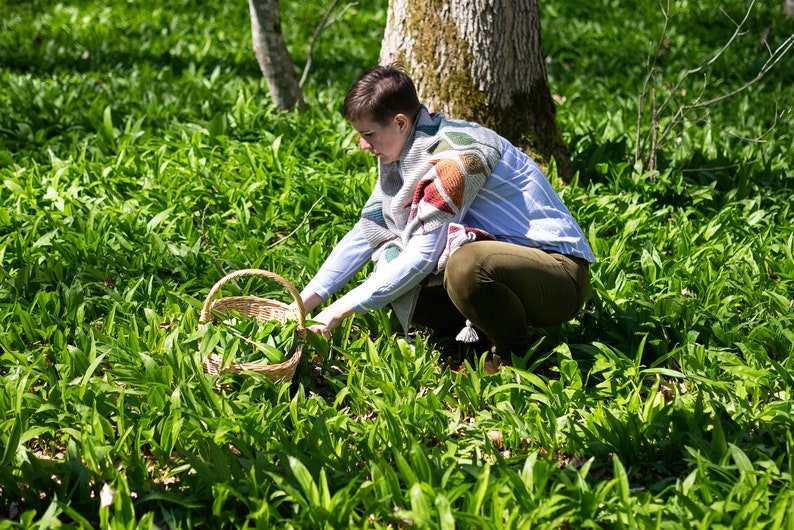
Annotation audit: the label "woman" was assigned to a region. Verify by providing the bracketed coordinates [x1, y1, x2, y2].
[297, 64, 595, 357]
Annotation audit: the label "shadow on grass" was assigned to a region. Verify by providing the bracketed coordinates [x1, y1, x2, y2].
[569, 129, 794, 194]
[557, 393, 794, 494]
[1, 48, 368, 93]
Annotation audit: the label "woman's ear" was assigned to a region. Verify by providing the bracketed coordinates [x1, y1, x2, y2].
[395, 113, 411, 134]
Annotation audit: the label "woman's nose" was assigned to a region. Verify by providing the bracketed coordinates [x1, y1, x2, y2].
[359, 137, 372, 150]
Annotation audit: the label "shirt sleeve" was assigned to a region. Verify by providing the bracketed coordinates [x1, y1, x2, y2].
[302, 221, 374, 302]
[338, 225, 447, 313]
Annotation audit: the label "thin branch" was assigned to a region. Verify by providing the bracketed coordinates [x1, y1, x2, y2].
[680, 159, 757, 173]
[652, 74, 710, 159]
[202, 197, 322, 291]
[299, 1, 358, 88]
[759, 25, 772, 53]
[684, 1, 756, 78]
[268, 197, 324, 249]
[636, 0, 671, 162]
[687, 32, 794, 109]
[647, 0, 753, 142]
[650, 82, 658, 171]
[696, 107, 780, 144]
[636, 0, 793, 169]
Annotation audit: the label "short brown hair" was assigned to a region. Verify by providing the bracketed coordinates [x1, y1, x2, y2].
[343, 63, 421, 125]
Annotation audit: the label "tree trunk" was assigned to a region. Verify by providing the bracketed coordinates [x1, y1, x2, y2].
[380, 0, 573, 183]
[248, 0, 305, 111]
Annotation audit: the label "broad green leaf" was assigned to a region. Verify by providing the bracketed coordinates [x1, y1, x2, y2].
[289, 456, 320, 505]
[146, 206, 175, 233]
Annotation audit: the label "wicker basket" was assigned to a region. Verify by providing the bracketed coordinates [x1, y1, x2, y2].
[199, 269, 307, 382]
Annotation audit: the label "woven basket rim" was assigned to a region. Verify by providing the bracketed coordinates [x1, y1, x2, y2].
[198, 269, 306, 381]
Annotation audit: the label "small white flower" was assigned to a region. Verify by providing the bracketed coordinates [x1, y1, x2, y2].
[100, 483, 116, 508]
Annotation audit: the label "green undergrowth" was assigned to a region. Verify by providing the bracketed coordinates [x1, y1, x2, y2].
[1, 0, 793, 527]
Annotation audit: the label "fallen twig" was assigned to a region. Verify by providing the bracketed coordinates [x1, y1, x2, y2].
[201, 203, 232, 280]
[268, 196, 324, 249]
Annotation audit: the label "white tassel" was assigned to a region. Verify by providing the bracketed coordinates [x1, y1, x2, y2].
[455, 320, 479, 343]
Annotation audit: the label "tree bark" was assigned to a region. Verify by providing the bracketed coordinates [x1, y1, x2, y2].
[248, 0, 305, 111]
[380, 0, 573, 183]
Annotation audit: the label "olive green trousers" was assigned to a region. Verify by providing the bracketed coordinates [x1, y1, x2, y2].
[412, 241, 591, 355]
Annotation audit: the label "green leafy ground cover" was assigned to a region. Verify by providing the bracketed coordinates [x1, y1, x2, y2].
[1, 0, 793, 527]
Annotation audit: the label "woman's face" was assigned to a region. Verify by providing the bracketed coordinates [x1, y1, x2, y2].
[350, 114, 412, 164]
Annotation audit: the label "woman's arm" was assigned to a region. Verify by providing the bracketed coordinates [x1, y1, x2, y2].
[298, 221, 374, 312]
[307, 227, 446, 336]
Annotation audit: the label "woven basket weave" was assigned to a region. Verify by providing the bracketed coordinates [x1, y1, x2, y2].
[199, 269, 307, 382]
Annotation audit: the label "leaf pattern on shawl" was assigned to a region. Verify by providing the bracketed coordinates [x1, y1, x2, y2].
[361, 199, 388, 230]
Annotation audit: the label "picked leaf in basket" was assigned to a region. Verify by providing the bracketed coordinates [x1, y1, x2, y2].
[205, 315, 301, 369]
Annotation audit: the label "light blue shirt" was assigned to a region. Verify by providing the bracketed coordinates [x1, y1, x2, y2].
[304, 137, 595, 313]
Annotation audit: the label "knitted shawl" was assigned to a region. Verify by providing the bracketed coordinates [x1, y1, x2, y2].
[359, 106, 503, 334]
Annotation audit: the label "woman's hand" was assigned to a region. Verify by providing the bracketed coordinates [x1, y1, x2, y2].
[308, 300, 354, 338]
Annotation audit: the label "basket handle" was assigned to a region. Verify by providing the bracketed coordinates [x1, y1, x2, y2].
[199, 269, 306, 334]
